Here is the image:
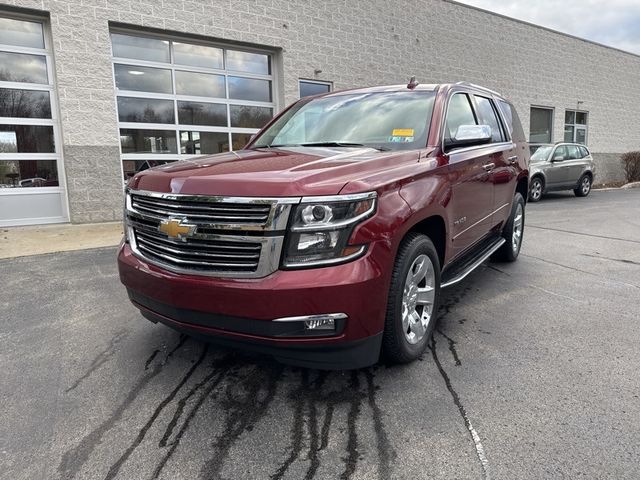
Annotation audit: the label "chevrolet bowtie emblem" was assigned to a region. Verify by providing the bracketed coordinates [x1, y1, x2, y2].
[158, 217, 196, 240]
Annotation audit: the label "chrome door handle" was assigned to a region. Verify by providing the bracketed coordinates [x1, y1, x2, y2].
[482, 163, 495, 171]
[507, 155, 518, 164]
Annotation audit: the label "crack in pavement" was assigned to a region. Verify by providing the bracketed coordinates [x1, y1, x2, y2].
[581, 253, 640, 266]
[527, 224, 640, 245]
[436, 328, 462, 366]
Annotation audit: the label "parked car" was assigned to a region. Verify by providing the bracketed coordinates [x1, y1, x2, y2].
[118, 81, 529, 369]
[528, 143, 595, 202]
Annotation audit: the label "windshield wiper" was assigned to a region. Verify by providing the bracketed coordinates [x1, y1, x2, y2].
[299, 142, 390, 151]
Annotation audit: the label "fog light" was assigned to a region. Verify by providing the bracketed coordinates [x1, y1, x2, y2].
[304, 318, 335, 330]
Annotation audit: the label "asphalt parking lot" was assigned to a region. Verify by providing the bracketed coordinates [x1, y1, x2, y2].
[1, 188, 639, 480]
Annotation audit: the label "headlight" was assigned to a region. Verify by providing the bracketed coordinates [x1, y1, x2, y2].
[283, 192, 377, 268]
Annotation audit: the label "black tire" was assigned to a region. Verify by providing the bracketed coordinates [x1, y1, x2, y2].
[528, 176, 543, 202]
[382, 232, 441, 364]
[574, 174, 592, 197]
[491, 192, 525, 262]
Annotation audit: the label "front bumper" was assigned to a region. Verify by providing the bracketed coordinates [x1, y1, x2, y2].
[118, 241, 392, 369]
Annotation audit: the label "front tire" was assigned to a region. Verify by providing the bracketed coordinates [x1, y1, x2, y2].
[529, 177, 543, 202]
[491, 192, 525, 262]
[382, 233, 441, 364]
[574, 174, 592, 197]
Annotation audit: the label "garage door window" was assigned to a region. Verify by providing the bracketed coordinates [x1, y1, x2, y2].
[111, 31, 276, 180]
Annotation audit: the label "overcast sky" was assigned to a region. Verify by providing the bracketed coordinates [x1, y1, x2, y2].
[456, 0, 640, 55]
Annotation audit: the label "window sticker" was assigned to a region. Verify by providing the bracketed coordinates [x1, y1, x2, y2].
[388, 135, 414, 143]
[392, 128, 414, 137]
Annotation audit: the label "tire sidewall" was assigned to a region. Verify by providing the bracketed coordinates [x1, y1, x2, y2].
[386, 235, 441, 361]
[529, 177, 543, 202]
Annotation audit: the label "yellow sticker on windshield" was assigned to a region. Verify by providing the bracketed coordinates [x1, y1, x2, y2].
[392, 128, 414, 136]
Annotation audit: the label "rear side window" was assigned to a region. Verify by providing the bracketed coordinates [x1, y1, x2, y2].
[474, 96, 505, 143]
[579, 146, 589, 157]
[566, 145, 581, 159]
[445, 93, 476, 141]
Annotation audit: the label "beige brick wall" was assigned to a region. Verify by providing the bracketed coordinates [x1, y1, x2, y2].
[1, 0, 638, 221]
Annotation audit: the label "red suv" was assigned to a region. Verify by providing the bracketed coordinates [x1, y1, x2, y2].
[118, 81, 529, 369]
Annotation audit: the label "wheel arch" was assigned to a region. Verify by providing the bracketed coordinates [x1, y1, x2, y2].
[403, 215, 447, 268]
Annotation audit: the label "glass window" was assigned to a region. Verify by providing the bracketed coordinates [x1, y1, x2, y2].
[173, 42, 223, 69]
[552, 146, 568, 161]
[175, 71, 225, 97]
[180, 131, 228, 154]
[564, 126, 574, 143]
[114, 64, 172, 93]
[576, 128, 586, 145]
[117, 97, 174, 123]
[111, 33, 170, 63]
[0, 89, 51, 118]
[122, 159, 173, 179]
[228, 77, 271, 102]
[0, 160, 58, 187]
[564, 110, 588, 144]
[474, 96, 504, 143]
[226, 50, 270, 74]
[120, 129, 177, 154]
[232, 133, 254, 151]
[564, 110, 575, 124]
[253, 91, 435, 152]
[229, 105, 273, 128]
[299, 80, 331, 98]
[0, 52, 48, 84]
[0, 125, 55, 153]
[529, 107, 553, 143]
[0, 17, 44, 49]
[566, 145, 581, 159]
[177, 101, 227, 126]
[576, 112, 587, 125]
[579, 146, 589, 158]
[446, 94, 477, 141]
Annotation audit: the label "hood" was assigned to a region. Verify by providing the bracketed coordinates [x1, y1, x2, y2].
[129, 147, 422, 197]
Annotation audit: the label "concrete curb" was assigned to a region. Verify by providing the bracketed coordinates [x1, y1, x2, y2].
[593, 181, 640, 192]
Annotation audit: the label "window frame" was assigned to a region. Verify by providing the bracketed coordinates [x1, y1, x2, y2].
[564, 109, 588, 145]
[110, 28, 279, 180]
[0, 10, 68, 223]
[298, 79, 332, 98]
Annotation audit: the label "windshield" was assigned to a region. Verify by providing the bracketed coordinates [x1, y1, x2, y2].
[531, 146, 553, 161]
[252, 91, 436, 151]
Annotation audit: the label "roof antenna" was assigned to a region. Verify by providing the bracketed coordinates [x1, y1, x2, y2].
[407, 76, 419, 90]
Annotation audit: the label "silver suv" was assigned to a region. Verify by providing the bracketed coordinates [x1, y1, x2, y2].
[528, 143, 595, 202]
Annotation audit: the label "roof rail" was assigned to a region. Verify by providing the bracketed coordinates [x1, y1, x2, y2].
[454, 81, 502, 97]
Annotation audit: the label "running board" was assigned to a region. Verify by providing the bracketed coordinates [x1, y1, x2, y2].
[441, 237, 506, 288]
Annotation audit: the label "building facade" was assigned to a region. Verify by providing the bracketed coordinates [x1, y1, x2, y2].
[0, 0, 639, 226]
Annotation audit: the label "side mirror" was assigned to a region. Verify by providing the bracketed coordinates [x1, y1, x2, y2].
[445, 125, 492, 150]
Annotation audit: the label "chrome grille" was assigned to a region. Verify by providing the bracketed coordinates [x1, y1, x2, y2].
[126, 189, 298, 278]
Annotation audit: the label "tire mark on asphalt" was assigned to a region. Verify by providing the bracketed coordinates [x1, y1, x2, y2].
[581, 253, 640, 266]
[144, 349, 160, 370]
[65, 330, 128, 392]
[199, 361, 283, 480]
[103, 345, 209, 480]
[151, 356, 235, 480]
[365, 369, 395, 480]
[57, 335, 189, 479]
[527, 224, 640, 245]
[303, 372, 327, 480]
[430, 336, 490, 479]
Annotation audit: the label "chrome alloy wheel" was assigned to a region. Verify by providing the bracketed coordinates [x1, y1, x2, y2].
[401, 254, 436, 345]
[512, 202, 524, 252]
[530, 179, 542, 201]
[581, 176, 591, 195]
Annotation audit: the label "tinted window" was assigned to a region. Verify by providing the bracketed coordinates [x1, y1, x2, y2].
[119, 129, 177, 153]
[0, 159, 58, 187]
[0, 17, 44, 49]
[180, 131, 228, 154]
[226, 50, 270, 74]
[530, 107, 553, 143]
[498, 100, 513, 133]
[175, 71, 225, 97]
[0, 52, 48, 84]
[117, 97, 175, 123]
[446, 93, 476, 141]
[0, 125, 55, 153]
[173, 42, 223, 69]
[474, 96, 504, 142]
[0, 89, 51, 118]
[566, 145, 581, 159]
[114, 64, 172, 93]
[177, 101, 227, 126]
[299, 81, 331, 98]
[229, 105, 273, 128]
[111, 33, 170, 63]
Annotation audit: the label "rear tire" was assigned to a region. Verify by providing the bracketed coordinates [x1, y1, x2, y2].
[382, 233, 441, 364]
[528, 177, 543, 202]
[491, 192, 525, 262]
[574, 174, 592, 197]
